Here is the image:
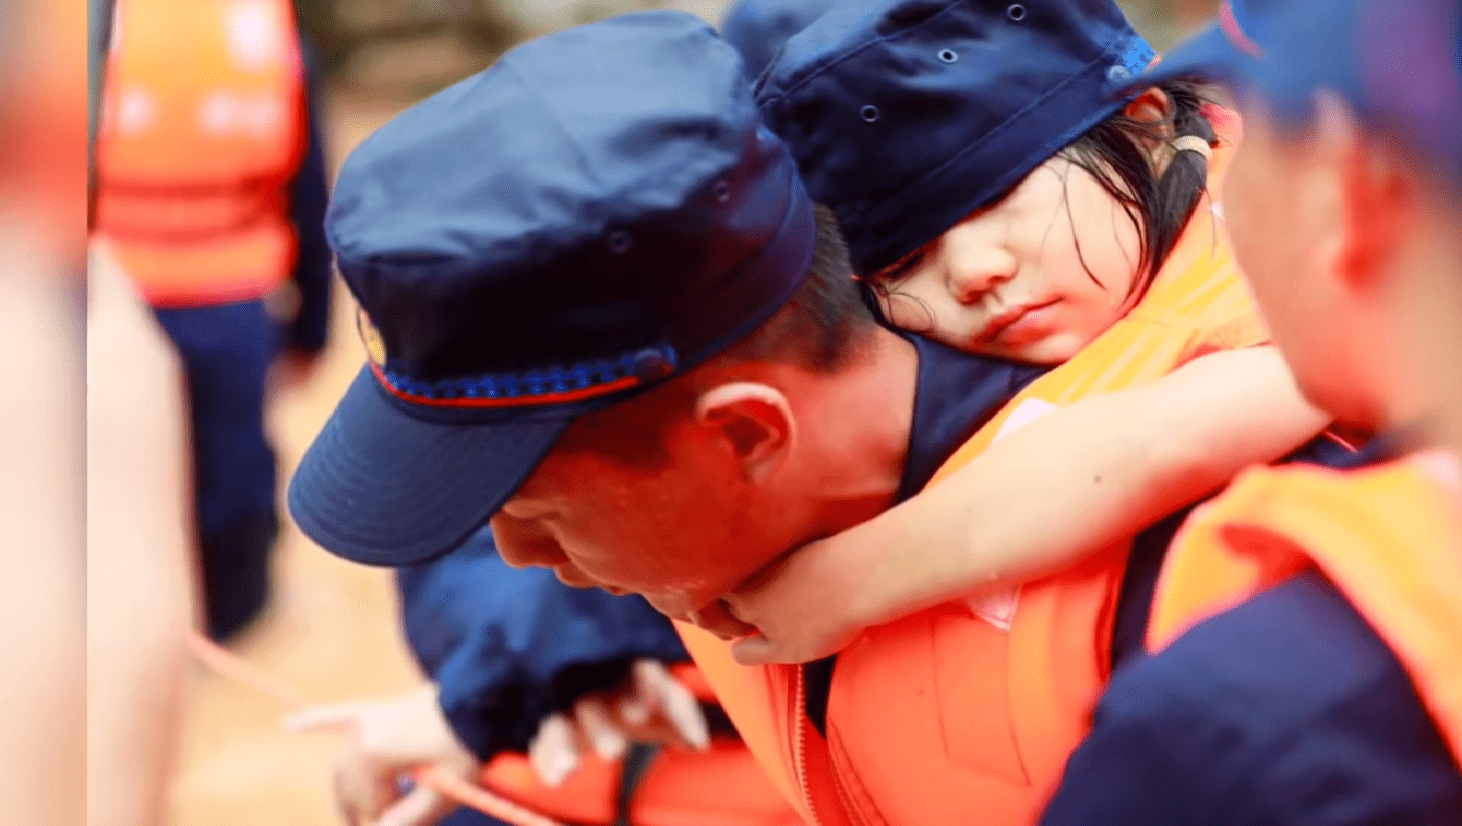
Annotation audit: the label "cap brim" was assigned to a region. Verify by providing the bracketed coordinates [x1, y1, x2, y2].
[1119, 22, 1254, 92]
[287, 365, 572, 567]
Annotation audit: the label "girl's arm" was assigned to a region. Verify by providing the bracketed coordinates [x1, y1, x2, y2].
[724, 345, 1332, 665]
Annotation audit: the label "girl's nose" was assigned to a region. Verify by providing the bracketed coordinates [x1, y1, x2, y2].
[939, 222, 1017, 304]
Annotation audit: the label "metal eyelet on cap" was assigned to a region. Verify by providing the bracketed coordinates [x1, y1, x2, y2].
[630, 346, 677, 381]
[1006, 4, 1026, 20]
[938, 49, 958, 63]
[713, 179, 731, 203]
[860, 104, 880, 123]
[607, 230, 632, 254]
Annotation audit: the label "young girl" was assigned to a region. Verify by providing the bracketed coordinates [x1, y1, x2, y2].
[699, 3, 1345, 669]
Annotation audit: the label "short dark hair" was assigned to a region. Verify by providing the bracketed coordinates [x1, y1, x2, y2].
[716, 202, 876, 371]
[559, 203, 876, 468]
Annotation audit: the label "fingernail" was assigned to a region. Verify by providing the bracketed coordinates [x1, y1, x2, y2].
[546, 752, 577, 786]
[594, 730, 627, 761]
[730, 642, 761, 666]
[687, 713, 711, 750]
[620, 700, 648, 726]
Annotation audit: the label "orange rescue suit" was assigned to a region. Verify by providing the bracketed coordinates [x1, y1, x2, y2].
[1146, 455, 1462, 768]
[95, 0, 306, 307]
[678, 113, 1284, 826]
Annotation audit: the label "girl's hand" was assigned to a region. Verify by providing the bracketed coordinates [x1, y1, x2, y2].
[721, 535, 880, 666]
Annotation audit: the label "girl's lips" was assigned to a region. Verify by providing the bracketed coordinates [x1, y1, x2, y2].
[978, 299, 1059, 344]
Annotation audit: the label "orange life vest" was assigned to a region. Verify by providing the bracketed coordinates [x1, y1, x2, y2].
[476, 664, 804, 826]
[95, 0, 306, 307]
[678, 113, 1288, 826]
[1145, 454, 1462, 767]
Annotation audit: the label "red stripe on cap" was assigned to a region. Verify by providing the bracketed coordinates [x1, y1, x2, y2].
[1220, 1, 1265, 59]
[369, 361, 642, 409]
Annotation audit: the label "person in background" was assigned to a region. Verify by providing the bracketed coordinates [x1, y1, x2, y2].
[94, 0, 332, 642]
[1042, 1, 1462, 821]
[86, 243, 199, 826]
[82, 4, 197, 826]
[1371, 3, 1462, 465]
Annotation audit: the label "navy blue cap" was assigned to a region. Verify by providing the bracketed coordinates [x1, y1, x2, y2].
[757, 0, 1156, 276]
[288, 11, 816, 567]
[1137, 0, 1462, 183]
[720, 0, 841, 80]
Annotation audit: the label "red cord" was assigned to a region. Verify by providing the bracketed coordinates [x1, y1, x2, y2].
[185, 630, 567, 826]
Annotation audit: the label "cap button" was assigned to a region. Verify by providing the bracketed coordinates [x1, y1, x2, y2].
[1107, 64, 1132, 82]
[630, 346, 677, 382]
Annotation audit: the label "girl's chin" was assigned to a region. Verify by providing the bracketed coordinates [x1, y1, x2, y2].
[976, 331, 1088, 366]
[1023, 341, 1090, 366]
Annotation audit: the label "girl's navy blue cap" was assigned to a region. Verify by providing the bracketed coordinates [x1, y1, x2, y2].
[1133, 0, 1462, 186]
[287, 11, 816, 567]
[756, 0, 1155, 277]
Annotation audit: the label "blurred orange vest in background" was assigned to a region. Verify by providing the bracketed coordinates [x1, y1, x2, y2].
[96, 0, 305, 307]
[1146, 456, 1462, 769]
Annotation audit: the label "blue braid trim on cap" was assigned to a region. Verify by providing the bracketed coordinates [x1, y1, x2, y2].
[373, 344, 680, 408]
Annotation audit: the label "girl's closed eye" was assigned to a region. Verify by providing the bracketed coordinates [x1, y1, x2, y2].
[877, 248, 926, 284]
[863, 83, 1216, 365]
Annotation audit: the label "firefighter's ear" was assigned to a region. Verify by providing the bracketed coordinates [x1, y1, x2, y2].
[694, 382, 795, 483]
[1310, 91, 1409, 296]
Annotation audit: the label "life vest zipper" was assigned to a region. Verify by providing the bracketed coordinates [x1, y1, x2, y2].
[791, 666, 825, 826]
